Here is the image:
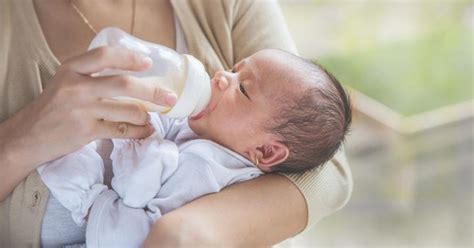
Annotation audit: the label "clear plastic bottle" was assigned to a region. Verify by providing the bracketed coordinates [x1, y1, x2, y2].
[88, 27, 211, 119]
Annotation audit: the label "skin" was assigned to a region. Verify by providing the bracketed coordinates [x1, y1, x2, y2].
[0, 0, 307, 246]
[0, 0, 178, 201]
[144, 174, 307, 247]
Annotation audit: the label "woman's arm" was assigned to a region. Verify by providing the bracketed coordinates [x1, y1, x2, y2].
[145, 0, 351, 246]
[144, 174, 306, 247]
[143, 1, 308, 246]
[0, 47, 178, 201]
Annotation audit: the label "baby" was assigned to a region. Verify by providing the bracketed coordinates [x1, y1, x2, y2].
[38, 49, 352, 248]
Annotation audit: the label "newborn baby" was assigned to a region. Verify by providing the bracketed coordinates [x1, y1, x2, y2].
[38, 49, 352, 248]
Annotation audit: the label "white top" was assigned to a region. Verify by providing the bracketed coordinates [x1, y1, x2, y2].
[87, 114, 262, 247]
[38, 112, 262, 248]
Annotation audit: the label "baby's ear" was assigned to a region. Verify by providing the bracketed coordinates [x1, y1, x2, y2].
[256, 141, 289, 172]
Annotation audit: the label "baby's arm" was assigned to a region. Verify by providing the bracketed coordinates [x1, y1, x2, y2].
[145, 153, 221, 220]
[110, 133, 179, 208]
[37, 142, 107, 226]
[110, 112, 193, 208]
[85, 190, 152, 248]
[86, 143, 260, 248]
[85, 154, 216, 248]
[145, 145, 262, 220]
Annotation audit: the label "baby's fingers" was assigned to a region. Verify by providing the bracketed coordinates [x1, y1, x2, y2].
[64, 46, 152, 75]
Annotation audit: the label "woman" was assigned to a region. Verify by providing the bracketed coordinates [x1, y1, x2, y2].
[0, 0, 353, 247]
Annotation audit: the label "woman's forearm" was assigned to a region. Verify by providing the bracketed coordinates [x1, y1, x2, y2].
[0, 47, 176, 202]
[0, 115, 38, 201]
[144, 174, 307, 247]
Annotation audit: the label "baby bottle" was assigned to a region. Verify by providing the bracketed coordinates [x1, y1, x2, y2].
[88, 27, 211, 119]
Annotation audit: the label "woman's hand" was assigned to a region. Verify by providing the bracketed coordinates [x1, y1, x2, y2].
[0, 46, 177, 201]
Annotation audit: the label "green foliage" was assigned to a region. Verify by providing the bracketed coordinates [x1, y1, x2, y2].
[315, 3, 473, 116]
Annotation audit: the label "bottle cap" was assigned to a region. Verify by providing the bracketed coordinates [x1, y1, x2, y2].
[165, 55, 211, 118]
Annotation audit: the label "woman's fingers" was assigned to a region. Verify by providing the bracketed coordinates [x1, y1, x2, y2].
[91, 75, 178, 106]
[92, 99, 150, 126]
[46, 46, 174, 140]
[91, 99, 156, 139]
[95, 120, 154, 140]
[60, 46, 178, 106]
[63, 46, 152, 75]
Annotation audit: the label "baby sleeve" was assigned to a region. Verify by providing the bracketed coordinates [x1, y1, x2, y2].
[110, 132, 179, 208]
[85, 190, 151, 248]
[86, 153, 220, 248]
[145, 141, 262, 220]
[145, 152, 221, 220]
[36, 142, 107, 226]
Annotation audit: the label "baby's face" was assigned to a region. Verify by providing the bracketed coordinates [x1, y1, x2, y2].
[188, 50, 298, 167]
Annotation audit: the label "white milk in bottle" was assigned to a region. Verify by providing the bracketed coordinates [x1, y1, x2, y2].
[88, 27, 211, 118]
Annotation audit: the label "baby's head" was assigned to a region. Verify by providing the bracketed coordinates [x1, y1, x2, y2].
[188, 49, 351, 173]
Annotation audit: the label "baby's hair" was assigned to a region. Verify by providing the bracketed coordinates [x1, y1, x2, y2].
[268, 51, 352, 173]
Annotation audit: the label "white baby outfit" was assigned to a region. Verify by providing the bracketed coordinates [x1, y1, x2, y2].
[37, 113, 262, 248]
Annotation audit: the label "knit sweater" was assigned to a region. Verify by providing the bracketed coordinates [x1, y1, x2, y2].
[0, 0, 353, 247]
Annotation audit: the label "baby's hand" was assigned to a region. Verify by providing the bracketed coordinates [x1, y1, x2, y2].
[110, 137, 179, 208]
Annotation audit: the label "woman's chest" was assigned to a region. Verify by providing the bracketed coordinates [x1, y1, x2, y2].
[34, 0, 176, 63]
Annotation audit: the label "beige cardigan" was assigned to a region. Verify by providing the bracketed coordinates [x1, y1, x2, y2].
[0, 0, 353, 247]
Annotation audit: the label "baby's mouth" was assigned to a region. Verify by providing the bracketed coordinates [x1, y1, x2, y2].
[190, 108, 207, 120]
[191, 97, 219, 120]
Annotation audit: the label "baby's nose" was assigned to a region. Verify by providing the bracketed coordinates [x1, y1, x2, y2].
[214, 71, 231, 91]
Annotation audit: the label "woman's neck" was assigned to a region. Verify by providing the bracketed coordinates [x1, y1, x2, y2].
[34, 0, 175, 63]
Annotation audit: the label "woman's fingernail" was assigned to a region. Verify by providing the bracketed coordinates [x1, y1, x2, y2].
[147, 123, 155, 133]
[146, 114, 151, 124]
[165, 93, 178, 106]
[139, 54, 153, 66]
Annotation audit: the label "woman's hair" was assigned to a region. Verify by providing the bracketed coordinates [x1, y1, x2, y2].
[269, 53, 352, 173]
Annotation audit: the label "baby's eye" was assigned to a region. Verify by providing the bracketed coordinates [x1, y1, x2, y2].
[239, 83, 250, 99]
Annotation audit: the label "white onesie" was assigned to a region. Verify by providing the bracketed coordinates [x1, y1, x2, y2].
[37, 113, 262, 248]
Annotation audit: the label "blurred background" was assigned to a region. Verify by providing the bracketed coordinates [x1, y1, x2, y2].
[277, 0, 473, 247]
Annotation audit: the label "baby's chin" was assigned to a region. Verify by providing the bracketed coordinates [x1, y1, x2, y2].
[187, 117, 206, 136]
